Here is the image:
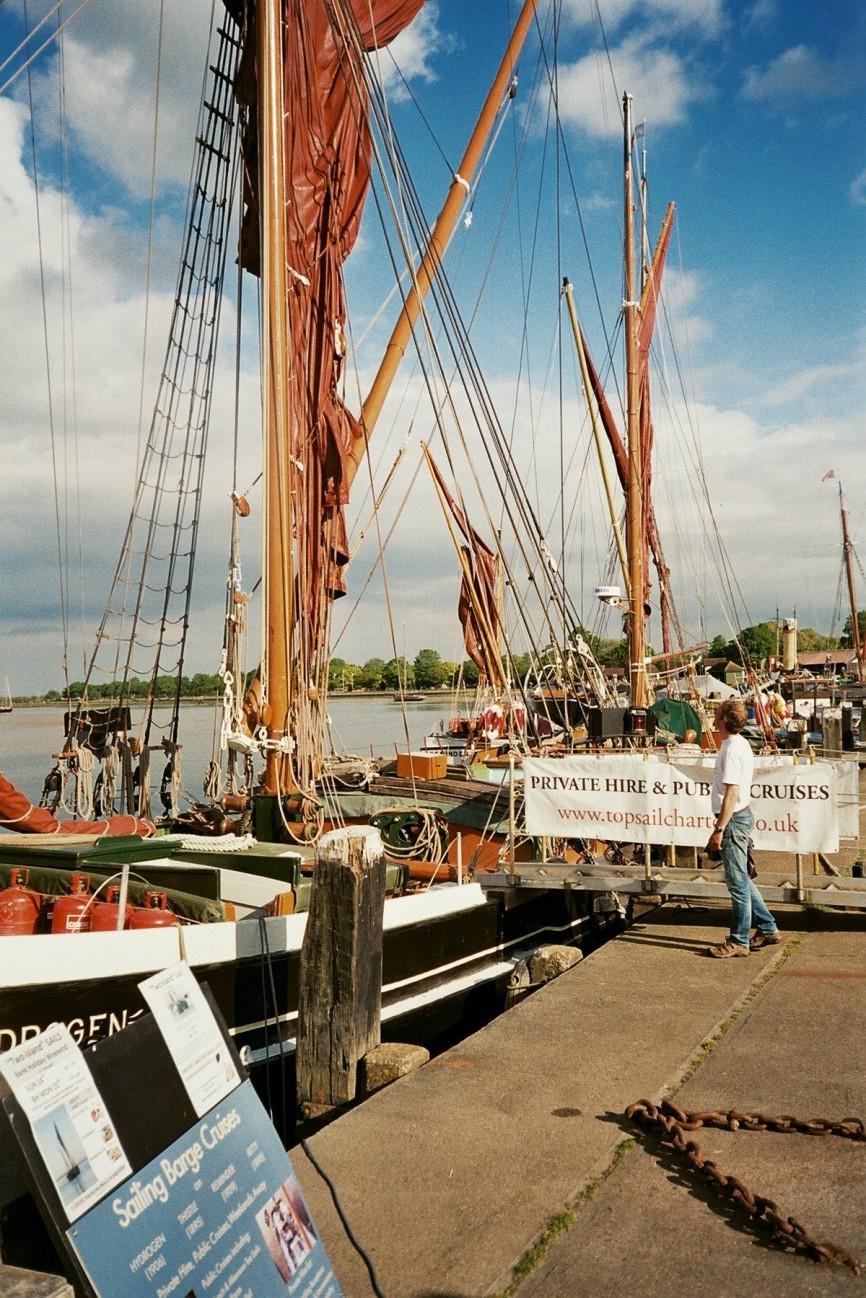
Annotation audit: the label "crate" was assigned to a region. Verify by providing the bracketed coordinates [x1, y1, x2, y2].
[395, 751, 447, 780]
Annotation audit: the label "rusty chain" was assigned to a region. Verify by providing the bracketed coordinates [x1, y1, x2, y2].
[625, 1098, 864, 1274]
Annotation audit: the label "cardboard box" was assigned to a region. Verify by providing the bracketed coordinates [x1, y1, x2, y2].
[395, 751, 448, 780]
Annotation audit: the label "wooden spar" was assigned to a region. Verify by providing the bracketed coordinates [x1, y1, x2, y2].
[562, 279, 630, 599]
[623, 93, 646, 709]
[258, 0, 294, 794]
[349, 0, 540, 479]
[839, 483, 864, 681]
[646, 642, 708, 665]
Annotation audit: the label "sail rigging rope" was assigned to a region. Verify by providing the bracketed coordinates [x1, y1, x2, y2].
[0, 0, 96, 97]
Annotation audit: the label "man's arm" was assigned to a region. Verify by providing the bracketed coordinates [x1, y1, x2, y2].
[706, 783, 739, 853]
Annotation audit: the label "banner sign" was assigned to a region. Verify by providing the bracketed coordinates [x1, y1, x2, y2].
[67, 1080, 345, 1298]
[523, 755, 840, 853]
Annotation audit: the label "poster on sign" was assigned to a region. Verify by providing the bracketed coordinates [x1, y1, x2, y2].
[139, 962, 241, 1117]
[523, 755, 840, 853]
[0, 1023, 131, 1223]
[66, 1079, 344, 1298]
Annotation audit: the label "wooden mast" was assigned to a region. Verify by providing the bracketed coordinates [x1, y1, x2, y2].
[623, 92, 646, 709]
[351, 0, 540, 471]
[258, 0, 294, 795]
[839, 483, 864, 682]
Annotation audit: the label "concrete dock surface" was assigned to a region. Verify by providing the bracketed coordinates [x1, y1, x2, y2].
[293, 904, 866, 1297]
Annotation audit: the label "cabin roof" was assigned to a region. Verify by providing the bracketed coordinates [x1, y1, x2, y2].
[797, 650, 857, 667]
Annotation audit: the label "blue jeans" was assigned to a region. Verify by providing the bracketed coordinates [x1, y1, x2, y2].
[722, 808, 777, 947]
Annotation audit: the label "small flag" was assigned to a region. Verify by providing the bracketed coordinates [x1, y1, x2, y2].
[822, 469, 836, 482]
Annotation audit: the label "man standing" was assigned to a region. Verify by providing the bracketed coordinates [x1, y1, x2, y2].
[706, 699, 781, 957]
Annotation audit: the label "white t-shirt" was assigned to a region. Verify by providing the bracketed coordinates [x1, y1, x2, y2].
[711, 733, 753, 814]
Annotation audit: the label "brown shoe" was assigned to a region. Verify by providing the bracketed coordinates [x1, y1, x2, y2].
[707, 937, 749, 958]
[749, 930, 783, 950]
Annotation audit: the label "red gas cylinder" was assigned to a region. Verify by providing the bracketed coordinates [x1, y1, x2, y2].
[0, 869, 42, 936]
[51, 873, 94, 934]
[90, 884, 133, 933]
[127, 891, 178, 930]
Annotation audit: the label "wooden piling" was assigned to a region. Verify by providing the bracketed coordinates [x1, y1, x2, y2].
[823, 709, 842, 758]
[296, 826, 386, 1115]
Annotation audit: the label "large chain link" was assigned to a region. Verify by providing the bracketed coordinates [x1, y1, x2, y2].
[625, 1098, 864, 1274]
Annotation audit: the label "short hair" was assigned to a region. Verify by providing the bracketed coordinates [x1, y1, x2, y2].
[717, 699, 747, 733]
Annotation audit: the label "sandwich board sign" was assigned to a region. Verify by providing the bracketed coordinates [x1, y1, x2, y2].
[0, 968, 344, 1298]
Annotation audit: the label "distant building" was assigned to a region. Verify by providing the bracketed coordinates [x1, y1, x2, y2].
[702, 658, 747, 689]
[796, 650, 859, 678]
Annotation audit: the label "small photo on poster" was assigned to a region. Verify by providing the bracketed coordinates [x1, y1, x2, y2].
[256, 1177, 318, 1283]
[32, 1104, 98, 1209]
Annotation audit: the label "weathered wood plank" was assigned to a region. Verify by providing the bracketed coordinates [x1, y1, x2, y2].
[296, 827, 386, 1112]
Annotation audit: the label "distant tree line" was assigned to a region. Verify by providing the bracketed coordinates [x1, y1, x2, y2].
[32, 618, 862, 701]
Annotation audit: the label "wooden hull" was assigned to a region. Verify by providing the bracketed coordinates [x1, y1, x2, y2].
[0, 869, 606, 1137]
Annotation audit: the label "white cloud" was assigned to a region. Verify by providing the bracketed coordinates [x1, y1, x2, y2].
[372, 4, 449, 102]
[561, 0, 724, 38]
[850, 169, 866, 206]
[23, 1, 214, 198]
[760, 361, 859, 407]
[557, 35, 700, 139]
[659, 267, 715, 349]
[744, 0, 777, 26]
[0, 89, 244, 693]
[742, 45, 846, 104]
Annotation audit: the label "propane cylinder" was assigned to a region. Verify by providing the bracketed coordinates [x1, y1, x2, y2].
[90, 884, 133, 933]
[51, 873, 93, 934]
[127, 891, 178, 929]
[0, 868, 42, 936]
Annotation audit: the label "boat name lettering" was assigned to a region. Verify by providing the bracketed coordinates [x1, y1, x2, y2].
[209, 1163, 236, 1194]
[128, 1233, 167, 1273]
[0, 1008, 145, 1053]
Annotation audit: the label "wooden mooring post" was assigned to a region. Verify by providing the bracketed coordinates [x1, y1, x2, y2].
[296, 826, 386, 1119]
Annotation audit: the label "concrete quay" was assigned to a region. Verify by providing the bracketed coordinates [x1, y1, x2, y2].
[292, 904, 866, 1297]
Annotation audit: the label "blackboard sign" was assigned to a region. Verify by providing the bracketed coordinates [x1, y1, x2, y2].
[0, 972, 344, 1298]
[67, 1080, 343, 1298]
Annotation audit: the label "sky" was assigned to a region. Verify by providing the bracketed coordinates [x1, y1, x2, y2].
[0, 0, 864, 695]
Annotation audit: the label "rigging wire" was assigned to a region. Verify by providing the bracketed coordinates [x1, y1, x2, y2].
[0, 0, 95, 96]
[22, 0, 70, 695]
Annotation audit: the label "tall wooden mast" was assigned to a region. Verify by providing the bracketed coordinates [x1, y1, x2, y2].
[623, 92, 646, 709]
[258, 0, 294, 794]
[839, 483, 864, 682]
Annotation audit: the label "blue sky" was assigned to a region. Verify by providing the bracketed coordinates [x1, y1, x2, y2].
[0, 0, 864, 693]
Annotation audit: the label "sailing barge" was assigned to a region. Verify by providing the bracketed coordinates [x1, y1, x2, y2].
[0, 0, 726, 1110]
[0, 0, 636, 1115]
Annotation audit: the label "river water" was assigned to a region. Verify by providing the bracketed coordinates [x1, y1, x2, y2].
[0, 696, 465, 802]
